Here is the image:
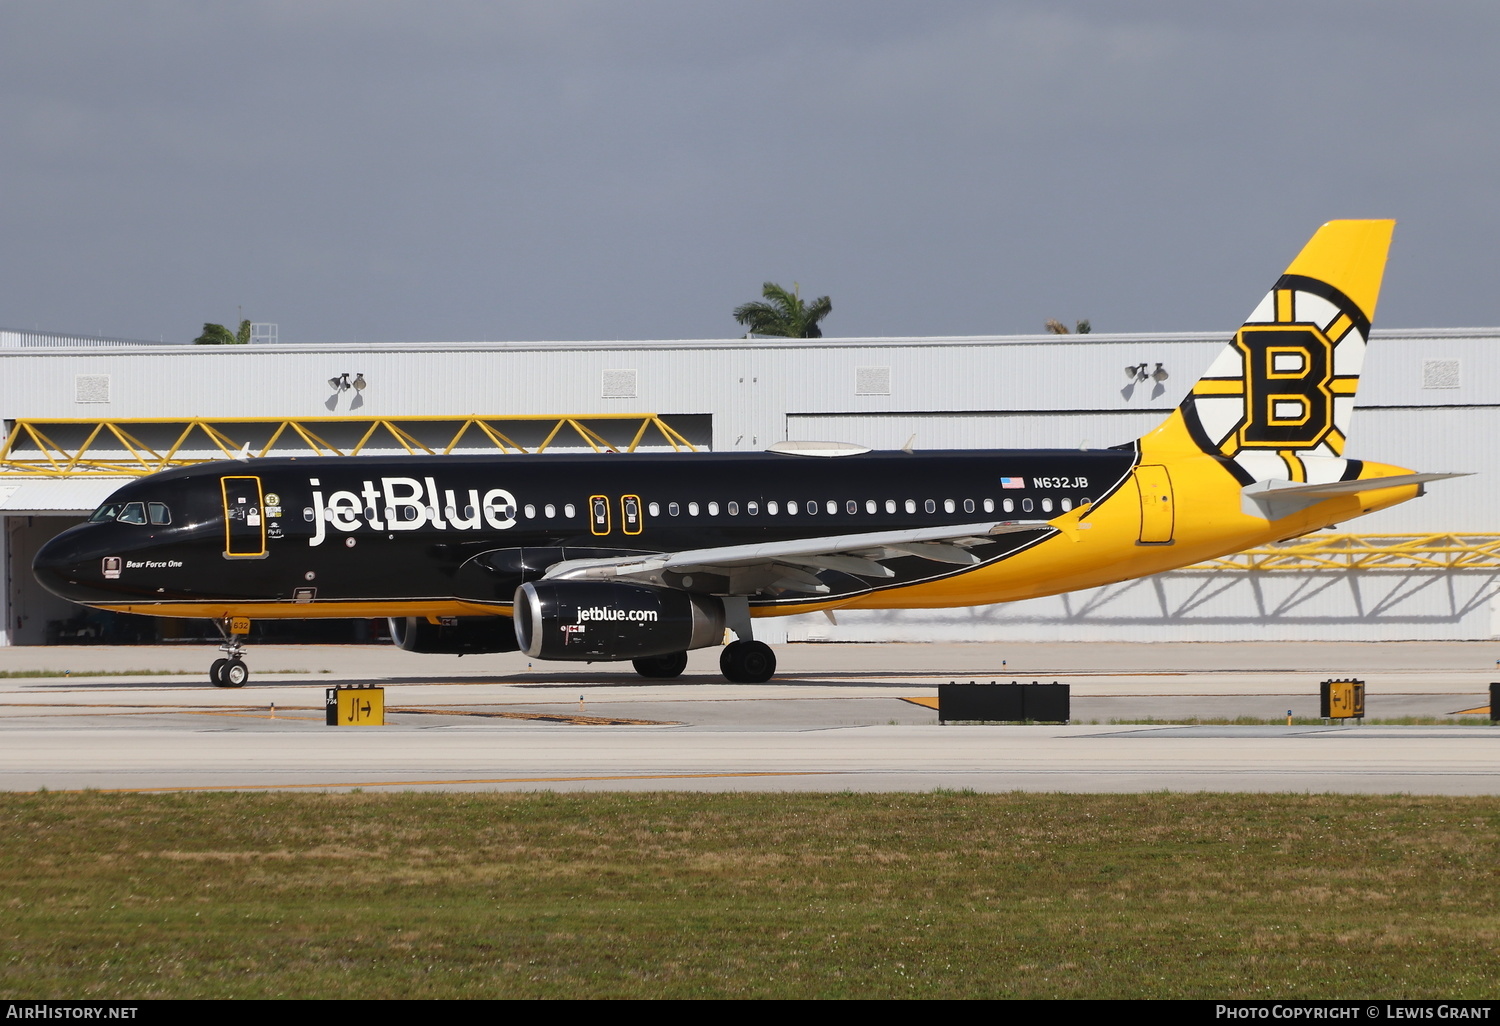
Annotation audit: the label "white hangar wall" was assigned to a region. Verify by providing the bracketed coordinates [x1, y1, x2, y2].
[0, 330, 1242, 453]
[1, 327, 1497, 645]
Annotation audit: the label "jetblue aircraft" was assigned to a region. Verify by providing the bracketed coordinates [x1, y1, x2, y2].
[33, 221, 1455, 687]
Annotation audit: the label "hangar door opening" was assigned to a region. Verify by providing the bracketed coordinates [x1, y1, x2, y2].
[4, 515, 157, 645]
[3, 514, 393, 646]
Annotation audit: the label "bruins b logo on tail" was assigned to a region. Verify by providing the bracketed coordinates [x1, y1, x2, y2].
[1173, 220, 1393, 485]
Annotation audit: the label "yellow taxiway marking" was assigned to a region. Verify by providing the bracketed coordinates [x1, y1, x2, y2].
[76, 772, 835, 794]
[187, 710, 322, 721]
[0, 702, 271, 708]
[1453, 706, 1491, 716]
[0, 705, 323, 717]
[899, 696, 941, 710]
[0, 706, 316, 717]
[396, 707, 677, 726]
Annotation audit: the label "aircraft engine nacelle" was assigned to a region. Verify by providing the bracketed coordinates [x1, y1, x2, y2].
[389, 615, 521, 654]
[513, 581, 725, 661]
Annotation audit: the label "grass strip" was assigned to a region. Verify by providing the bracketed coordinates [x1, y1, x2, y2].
[2, 791, 1498, 999]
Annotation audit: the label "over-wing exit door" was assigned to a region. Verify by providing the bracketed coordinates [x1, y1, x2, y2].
[588, 495, 646, 536]
[222, 476, 267, 558]
[621, 495, 642, 535]
[590, 495, 611, 536]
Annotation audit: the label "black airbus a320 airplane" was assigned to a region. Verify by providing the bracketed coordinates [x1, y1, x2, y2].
[33, 221, 1457, 687]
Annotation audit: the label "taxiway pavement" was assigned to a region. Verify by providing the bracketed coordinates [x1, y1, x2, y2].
[0, 641, 1495, 794]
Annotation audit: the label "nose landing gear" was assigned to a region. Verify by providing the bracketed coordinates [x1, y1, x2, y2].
[210, 655, 250, 688]
[210, 617, 251, 688]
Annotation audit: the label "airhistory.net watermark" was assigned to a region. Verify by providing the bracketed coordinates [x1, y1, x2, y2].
[5, 1008, 137, 1020]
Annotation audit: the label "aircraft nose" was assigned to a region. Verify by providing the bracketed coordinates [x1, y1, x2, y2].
[31, 527, 118, 604]
[33, 531, 81, 598]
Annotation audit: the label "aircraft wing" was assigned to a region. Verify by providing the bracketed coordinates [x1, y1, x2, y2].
[540, 520, 1053, 594]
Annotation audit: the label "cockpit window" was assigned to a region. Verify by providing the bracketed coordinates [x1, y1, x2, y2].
[88, 500, 172, 525]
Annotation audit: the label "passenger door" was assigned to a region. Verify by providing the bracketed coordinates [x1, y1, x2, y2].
[221, 476, 267, 558]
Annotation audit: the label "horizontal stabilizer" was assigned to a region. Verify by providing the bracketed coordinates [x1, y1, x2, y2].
[1242, 472, 1468, 520]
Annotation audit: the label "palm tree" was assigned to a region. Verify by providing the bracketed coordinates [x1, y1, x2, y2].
[194, 319, 251, 345]
[733, 283, 832, 338]
[1043, 318, 1092, 335]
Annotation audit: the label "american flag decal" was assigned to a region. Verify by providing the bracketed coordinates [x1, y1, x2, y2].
[1001, 477, 1025, 489]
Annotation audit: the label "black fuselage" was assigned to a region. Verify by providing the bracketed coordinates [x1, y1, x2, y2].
[33, 448, 1137, 614]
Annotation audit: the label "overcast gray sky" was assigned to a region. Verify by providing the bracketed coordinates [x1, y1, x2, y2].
[2, 1, 1496, 343]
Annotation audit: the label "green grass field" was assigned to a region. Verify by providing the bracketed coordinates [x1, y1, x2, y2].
[3, 791, 1498, 999]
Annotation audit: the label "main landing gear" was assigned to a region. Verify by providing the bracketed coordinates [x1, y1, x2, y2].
[720, 640, 776, 684]
[210, 618, 251, 688]
[627, 642, 777, 683]
[632, 652, 689, 679]
[626, 597, 780, 684]
[717, 596, 776, 684]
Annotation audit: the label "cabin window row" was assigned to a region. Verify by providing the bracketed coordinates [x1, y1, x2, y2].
[644, 496, 1088, 517]
[313, 495, 1094, 524]
[315, 502, 536, 522]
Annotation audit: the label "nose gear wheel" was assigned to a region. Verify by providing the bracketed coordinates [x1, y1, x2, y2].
[209, 618, 251, 688]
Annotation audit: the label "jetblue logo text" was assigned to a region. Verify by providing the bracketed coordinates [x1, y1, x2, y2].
[575, 607, 659, 623]
[308, 477, 517, 547]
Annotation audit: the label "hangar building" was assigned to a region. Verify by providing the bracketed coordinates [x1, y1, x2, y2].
[2, 324, 1496, 646]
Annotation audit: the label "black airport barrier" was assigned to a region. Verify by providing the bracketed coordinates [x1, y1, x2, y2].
[1491, 682, 1499, 724]
[938, 680, 1069, 724]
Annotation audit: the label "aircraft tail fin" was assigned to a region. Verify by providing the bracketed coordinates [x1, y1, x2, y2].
[1140, 219, 1395, 484]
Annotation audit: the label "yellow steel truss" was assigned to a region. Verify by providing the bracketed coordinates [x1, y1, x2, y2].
[0, 414, 697, 477]
[1188, 533, 1500, 572]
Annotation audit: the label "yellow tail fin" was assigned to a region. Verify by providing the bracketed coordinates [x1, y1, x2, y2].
[1142, 219, 1395, 485]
